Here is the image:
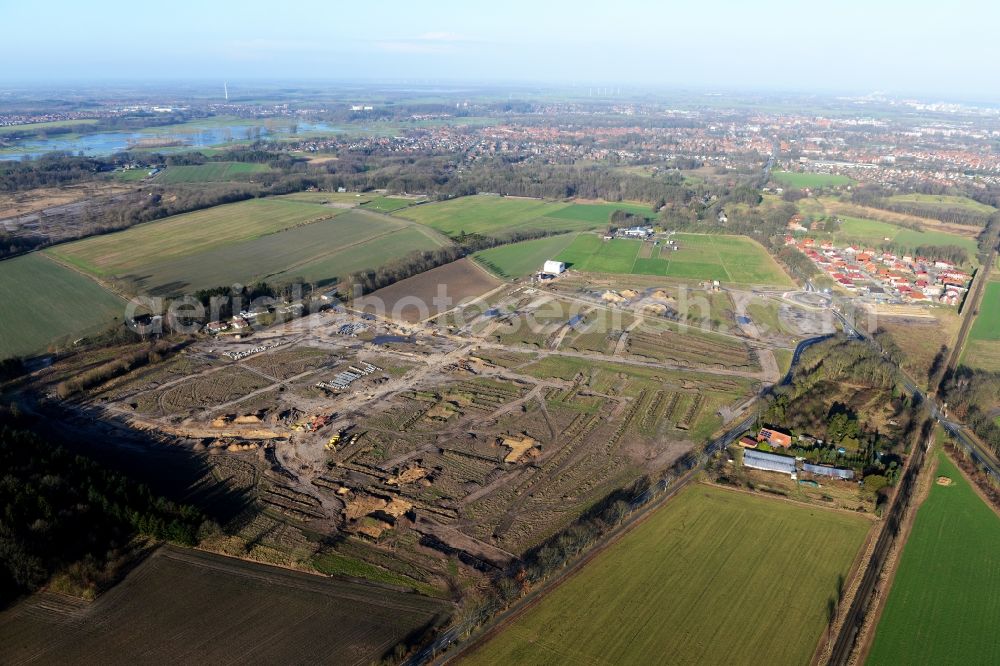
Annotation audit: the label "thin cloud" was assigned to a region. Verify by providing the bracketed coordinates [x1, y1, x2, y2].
[415, 32, 468, 42]
[374, 32, 476, 54]
[374, 40, 454, 54]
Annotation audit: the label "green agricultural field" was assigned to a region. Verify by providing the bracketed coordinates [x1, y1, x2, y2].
[968, 280, 1000, 342]
[772, 170, 853, 189]
[554, 233, 794, 286]
[835, 217, 979, 259]
[359, 196, 418, 213]
[556, 235, 640, 273]
[396, 195, 662, 238]
[267, 224, 444, 289]
[277, 191, 373, 205]
[473, 234, 579, 279]
[395, 195, 573, 237]
[885, 193, 996, 215]
[867, 452, 1000, 666]
[0, 254, 125, 359]
[48, 198, 342, 278]
[543, 201, 657, 223]
[153, 162, 271, 184]
[112, 168, 152, 182]
[81, 210, 443, 295]
[464, 484, 870, 666]
[961, 279, 1000, 371]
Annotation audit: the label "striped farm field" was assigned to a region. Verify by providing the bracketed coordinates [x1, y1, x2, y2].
[396, 195, 572, 236]
[47, 198, 343, 277]
[395, 195, 657, 238]
[60, 208, 444, 295]
[463, 484, 870, 666]
[554, 233, 794, 286]
[0, 254, 124, 359]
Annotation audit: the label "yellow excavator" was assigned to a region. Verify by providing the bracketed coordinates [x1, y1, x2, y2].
[325, 432, 342, 451]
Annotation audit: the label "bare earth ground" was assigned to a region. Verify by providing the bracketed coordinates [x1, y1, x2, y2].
[354, 258, 503, 323]
[22, 276, 786, 594]
[10, 273, 829, 656]
[0, 183, 134, 222]
[0, 545, 450, 666]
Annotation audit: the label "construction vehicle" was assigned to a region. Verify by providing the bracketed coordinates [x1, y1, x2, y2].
[325, 432, 342, 451]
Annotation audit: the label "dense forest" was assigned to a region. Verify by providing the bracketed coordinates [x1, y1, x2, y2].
[0, 153, 109, 192]
[0, 407, 203, 606]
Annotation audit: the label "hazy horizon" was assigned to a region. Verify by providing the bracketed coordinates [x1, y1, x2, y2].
[4, 0, 999, 102]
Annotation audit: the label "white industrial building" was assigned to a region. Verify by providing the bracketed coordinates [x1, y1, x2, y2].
[542, 260, 566, 274]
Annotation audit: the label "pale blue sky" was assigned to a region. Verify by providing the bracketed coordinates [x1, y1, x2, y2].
[2, 0, 997, 99]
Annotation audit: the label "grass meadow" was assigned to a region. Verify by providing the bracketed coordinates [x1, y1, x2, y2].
[276, 191, 373, 204]
[544, 201, 657, 223]
[395, 195, 573, 236]
[968, 279, 1000, 343]
[772, 170, 853, 189]
[961, 278, 1000, 371]
[396, 195, 657, 238]
[75, 209, 442, 295]
[867, 451, 1000, 665]
[835, 216, 980, 258]
[0, 254, 124, 359]
[47, 198, 343, 278]
[359, 196, 418, 213]
[554, 233, 793, 285]
[153, 162, 271, 184]
[885, 193, 996, 215]
[473, 234, 580, 278]
[464, 484, 870, 666]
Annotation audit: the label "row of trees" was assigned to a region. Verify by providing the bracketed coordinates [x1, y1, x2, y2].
[343, 228, 562, 296]
[942, 368, 1000, 457]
